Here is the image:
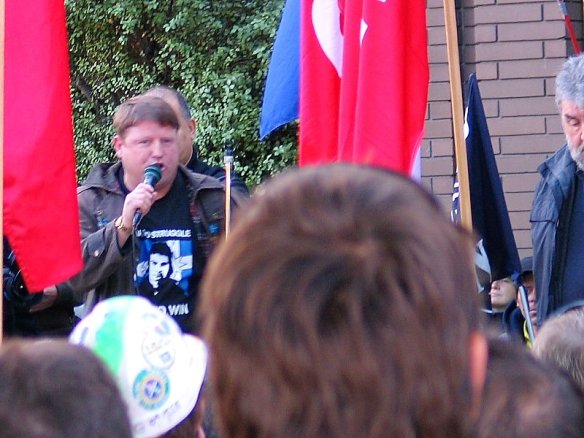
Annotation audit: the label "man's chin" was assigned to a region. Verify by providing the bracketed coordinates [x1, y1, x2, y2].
[569, 146, 584, 170]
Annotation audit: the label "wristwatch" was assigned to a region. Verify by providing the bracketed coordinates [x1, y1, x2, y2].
[114, 216, 130, 233]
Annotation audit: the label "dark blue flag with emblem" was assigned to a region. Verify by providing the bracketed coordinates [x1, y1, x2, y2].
[466, 74, 521, 281]
[454, 74, 521, 305]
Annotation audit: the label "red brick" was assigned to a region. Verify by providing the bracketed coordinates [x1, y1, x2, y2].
[544, 39, 571, 57]
[430, 63, 451, 82]
[425, 118, 454, 139]
[476, 62, 498, 80]
[515, 229, 533, 252]
[422, 156, 455, 177]
[500, 134, 560, 155]
[491, 137, 502, 155]
[421, 141, 432, 159]
[430, 138, 455, 157]
[544, 77, 559, 97]
[426, 6, 446, 27]
[489, 116, 546, 136]
[431, 175, 457, 195]
[428, 81, 453, 101]
[499, 97, 556, 117]
[497, 0, 545, 4]
[465, 24, 497, 44]
[420, 175, 433, 192]
[543, 1, 579, 21]
[478, 78, 545, 98]
[498, 21, 564, 42]
[469, 41, 544, 62]
[509, 211, 531, 231]
[428, 101, 453, 120]
[496, 155, 545, 174]
[465, 0, 496, 6]
[544, 116, 563, 135]
[481, 98, 499, 117]
[428, 26, 447, 46]
[464, 4, 542, 26]
[502, 172, 540, 192]
[429, 44, 449, 64]
[504, 191, 534, 211]
[426, 0, 446, 9]
[499, 58, 565, 79]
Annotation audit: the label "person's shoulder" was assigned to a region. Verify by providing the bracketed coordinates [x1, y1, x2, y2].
[188, 156, 223, 177]
[180, 166, 247, 214]
[503, 300, 524, 332]
[540, 144, 572, 174]
[187, 156, 250, 196]
[180, 165, 224, 190]
[535, 145, 577, 200]
[78, 162, 120, 195]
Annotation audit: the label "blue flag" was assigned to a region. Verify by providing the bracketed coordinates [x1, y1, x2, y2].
[259, 0, 299, 139]
[465, 73, 521, 283]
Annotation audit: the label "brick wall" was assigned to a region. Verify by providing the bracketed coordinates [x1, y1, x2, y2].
[423, 0, 582, 258]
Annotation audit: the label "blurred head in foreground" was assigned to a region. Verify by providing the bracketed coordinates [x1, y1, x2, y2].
[533, 306, 584, 393]
[475, 337, 584, 438]
[0, 339, 132, 438]
[200, 164, 486, 437]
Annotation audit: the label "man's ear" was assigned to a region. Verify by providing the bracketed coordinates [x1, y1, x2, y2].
[113, 135, 123, 159]
[189, 118, 197, 141]
[469, 331, 488, 418]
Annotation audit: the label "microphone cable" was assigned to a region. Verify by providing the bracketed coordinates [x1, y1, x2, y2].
[129, 164, 162, 295]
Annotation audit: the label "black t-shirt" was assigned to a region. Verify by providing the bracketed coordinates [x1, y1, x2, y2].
[134, 172, 199, 333]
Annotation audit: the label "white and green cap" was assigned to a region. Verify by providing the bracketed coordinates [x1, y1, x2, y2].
[69, 295, 207, 438]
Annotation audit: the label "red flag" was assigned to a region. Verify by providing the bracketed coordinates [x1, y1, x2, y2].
[300, 0, 429, 175]
[4, 0, 82, 291]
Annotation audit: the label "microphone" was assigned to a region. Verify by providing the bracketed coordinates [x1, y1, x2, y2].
[133, 164, 162, 226]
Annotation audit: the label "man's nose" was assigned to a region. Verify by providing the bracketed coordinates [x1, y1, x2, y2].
[151, 140, 164, 157]
[579, 128, 584, 143]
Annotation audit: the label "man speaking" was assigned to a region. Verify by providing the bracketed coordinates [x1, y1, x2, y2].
[56, 95, 239, 333]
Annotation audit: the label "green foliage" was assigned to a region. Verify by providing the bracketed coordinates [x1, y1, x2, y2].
[66, 0, 298, 188]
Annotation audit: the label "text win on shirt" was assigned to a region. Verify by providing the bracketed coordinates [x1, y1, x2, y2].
[158, 303, 190, 316]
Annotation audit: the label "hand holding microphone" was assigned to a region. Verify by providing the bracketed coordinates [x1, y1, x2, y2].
[114, 165, 161, 244]
[132, 164, 162, 226]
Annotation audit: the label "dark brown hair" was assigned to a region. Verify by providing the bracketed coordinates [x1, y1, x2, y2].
[0, 339, 132, 438]
[113, 95, 179, 138]
[201, 164, 480, 438]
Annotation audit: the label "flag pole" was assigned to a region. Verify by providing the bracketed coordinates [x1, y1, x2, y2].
[1, 0, 5, 343]
[443, 0, 472, 231]
[224, 146, 233, 238]
[518, 285, 537, 342]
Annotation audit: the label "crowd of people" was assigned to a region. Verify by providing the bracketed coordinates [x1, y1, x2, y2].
[4, 53, 584, 436]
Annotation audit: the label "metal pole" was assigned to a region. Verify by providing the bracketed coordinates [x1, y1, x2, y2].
[224, 147, 233, 238]
[518, 284, 536, 343]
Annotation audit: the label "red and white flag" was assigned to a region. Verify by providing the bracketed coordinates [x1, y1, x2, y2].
[300, 0, 428, 175]
[4, 0, 82, 291]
